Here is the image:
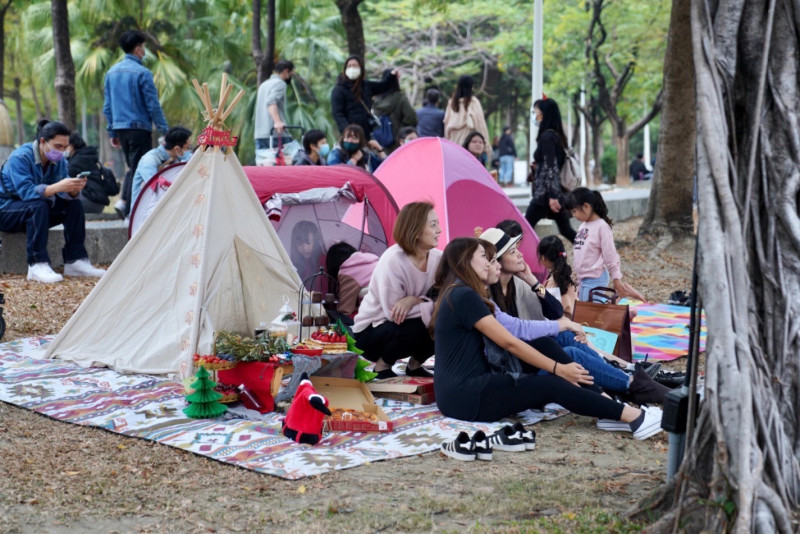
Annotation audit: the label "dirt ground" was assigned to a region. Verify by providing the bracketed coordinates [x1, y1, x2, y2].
[0, 217, 695, 533]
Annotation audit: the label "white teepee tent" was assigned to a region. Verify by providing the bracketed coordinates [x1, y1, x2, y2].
[46, 78, 302, 377]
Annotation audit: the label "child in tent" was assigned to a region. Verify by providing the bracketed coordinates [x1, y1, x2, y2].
[290, 221, 327, 290]
[537, 235, 579, 318]
[566, 188, 645, 302]
[430, 236, 663, 438]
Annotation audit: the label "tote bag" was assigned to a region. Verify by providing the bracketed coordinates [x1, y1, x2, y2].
[571, 287, 632, 362]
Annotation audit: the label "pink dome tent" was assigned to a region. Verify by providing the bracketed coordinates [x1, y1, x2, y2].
[373, 137, 545, 279]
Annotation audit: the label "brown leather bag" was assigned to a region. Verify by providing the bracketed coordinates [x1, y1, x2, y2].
[571, 287, 633, 362]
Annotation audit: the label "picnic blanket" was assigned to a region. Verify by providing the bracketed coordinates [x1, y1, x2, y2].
[628, 302, 707, 361]
[0, 337, 565, 480]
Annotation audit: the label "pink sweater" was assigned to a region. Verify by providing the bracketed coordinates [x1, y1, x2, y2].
[352, 245, 442, 333]
[572, 218, 623, 281]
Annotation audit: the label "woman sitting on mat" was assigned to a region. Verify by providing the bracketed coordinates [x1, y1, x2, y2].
[430, 237, 662, 439]
[479, 239, 668, 406]
[483, 226, 632, 370]
[352, 201, 442, 379]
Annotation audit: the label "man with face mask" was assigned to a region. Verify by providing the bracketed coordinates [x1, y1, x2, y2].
[254, 59, 295, 166]
[103, 30, 169, 220]
[130, 127, 192, 207]
[0, 120, 106, 283]
[331, 55, 399, 139]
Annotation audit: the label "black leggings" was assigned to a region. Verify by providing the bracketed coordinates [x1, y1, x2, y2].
[525, 201, 577, 242]
[471, 335, 619, 422]
[472, 373, 626, 422]
[354, 318, 434, 366]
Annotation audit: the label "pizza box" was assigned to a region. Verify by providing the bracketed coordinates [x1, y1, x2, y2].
[372, 391, 436, 405]
[366, 376, 435, 404]
[310, 376, 393, 433]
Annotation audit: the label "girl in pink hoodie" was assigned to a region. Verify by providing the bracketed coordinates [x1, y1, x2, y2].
[566, 188, 645, 302]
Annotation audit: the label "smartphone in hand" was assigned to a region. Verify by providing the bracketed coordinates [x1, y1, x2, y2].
[77, 171, 90, 178]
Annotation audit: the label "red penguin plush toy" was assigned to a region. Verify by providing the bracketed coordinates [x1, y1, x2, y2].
[282, 374, 331, 445]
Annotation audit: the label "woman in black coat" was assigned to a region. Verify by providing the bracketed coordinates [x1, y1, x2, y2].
[66, 132, 119, 214]
[331, 55, 399, 137]
[524, 98, 576, 241]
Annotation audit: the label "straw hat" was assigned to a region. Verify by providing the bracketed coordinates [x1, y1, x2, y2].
[478, 228, 521, 259]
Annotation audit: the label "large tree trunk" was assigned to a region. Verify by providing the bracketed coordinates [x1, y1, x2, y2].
[633, 0, 800, 531]
[252, 0, 275, 86]
[51, 0, 76, 129]
[334, 0, 365, 59]
[0, 1, 13, 100]
[639, 0, 695, 239]
[614, 129, 630, 186]
[12, 76, 23, 144]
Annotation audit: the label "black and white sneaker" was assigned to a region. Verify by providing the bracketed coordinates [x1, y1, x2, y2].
[631, 406, 664, 440]
[440, 431, 476, 461]
[486, 425, 526, 452]
[471, 430, 493, 461]
[512, 422, 536, 450]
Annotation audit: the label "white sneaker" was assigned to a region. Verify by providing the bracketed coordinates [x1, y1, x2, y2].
[632, 406, 663, 440]
[114, 199, 126, 220]
[27, 263, 63, 283]
[63, 259, 106, 278]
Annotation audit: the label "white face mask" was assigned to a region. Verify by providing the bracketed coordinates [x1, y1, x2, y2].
[345, 67, 361, 81]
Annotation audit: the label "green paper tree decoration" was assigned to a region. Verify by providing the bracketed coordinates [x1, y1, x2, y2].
[355, 357, 378, 382]
[183, 365, 227, 418]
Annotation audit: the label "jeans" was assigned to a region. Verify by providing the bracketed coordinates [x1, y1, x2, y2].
[525, 202, 577, 241]
[578, 271, 610, 301]
[0, 197, 88, 265]
[116, 129, 153, 215]
[556, 331, 629, 392]
[499, 155, 515, 185]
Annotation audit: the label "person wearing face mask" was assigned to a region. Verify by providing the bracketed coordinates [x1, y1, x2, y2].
[66, 132, 119, 214]
[292, 129, 329, 166]
[103, 30, 169, 220]
[130, 126, 192, 207]
[254, 59, 296, 166]
[331, 55, 399, 138]
[524, 97, 577, 242]
[0, 120, 106, 283]
[327, 124, 385, 173]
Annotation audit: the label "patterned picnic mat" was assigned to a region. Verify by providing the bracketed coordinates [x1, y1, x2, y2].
[0, 337, 565, 480]
[629, 302, 707, 361]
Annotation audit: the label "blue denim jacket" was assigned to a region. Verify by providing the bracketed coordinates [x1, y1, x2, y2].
[0, 141, 70, 211]
[103, 54, 168, 137]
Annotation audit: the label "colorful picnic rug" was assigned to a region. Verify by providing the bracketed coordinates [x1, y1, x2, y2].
[0, 337, 565, 480]
[628, 302, 707, 361]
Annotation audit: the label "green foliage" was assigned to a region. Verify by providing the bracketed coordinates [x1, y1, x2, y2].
[5, 0, 668, 163]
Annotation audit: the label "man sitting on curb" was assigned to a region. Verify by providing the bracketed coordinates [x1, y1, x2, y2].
[0, 120, 106, 283]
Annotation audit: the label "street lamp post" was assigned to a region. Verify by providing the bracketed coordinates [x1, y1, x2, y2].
[529, 0, 543, 164]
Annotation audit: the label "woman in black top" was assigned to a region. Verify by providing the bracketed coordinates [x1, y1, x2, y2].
[330, 55, 398, 137]
[524, 98, 576, 241]
[430, 237, 662, 439]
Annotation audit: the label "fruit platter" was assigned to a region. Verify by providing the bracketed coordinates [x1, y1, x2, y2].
[214, 383, 241, 403]
[193, 353, 237, 370]
[304, 326, 349, 354]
